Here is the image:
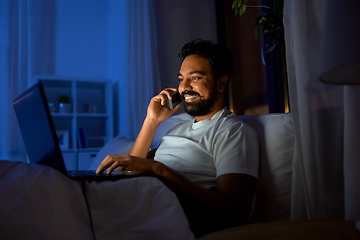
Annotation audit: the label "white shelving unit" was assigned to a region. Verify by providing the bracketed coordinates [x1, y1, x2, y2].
[33, 75, 113, 170]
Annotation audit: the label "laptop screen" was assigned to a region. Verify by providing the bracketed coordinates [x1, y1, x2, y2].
[13, 81, 67, 174]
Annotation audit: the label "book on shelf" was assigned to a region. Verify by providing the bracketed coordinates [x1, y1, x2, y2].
[77, 128, 87, 148]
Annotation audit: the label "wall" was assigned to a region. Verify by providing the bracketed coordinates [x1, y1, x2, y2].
[54, 0, 219, 137]
[153, 0, 218, 91]
[216, 0, 268, 115]
[55, 0, 109, 78]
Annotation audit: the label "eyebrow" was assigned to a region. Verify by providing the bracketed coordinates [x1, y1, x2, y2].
[178, 70, 206, 77]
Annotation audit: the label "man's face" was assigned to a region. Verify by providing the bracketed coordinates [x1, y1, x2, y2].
[178, 55, 219, 117]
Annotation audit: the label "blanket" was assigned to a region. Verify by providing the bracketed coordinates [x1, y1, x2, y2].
[0, 160, 195, 240]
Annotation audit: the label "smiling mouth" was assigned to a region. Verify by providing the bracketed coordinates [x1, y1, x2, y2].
[181, 91, 201, 102]
[185, 95, 198, 100]
[184, 95, 200, 102]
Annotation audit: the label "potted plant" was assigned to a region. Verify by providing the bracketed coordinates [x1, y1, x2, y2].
[58, 95, 71, 113]
[232, 0, 288, 113]
[232, 0, 284, 52]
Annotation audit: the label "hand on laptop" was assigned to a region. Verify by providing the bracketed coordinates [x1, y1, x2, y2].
[96, 155, 155, 176]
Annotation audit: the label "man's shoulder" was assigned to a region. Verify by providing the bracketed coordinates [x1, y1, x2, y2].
[216, 109, 244, 127]
[215, 110, 258, 138]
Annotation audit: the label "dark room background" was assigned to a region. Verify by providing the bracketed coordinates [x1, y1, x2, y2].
[0, 0, 286, 162]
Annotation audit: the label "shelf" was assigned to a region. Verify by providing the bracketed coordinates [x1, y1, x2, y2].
[51, 113, 109, 118]
[51, 113, 74, 117]
[77, 148, 102, 152]
[33, 75, 113, 170]
[76, 113, 109, 117]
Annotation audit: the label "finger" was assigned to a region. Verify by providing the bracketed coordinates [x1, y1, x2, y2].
[107, 161, 119, 175]
[96, 155, 111, 174]
[153, 94, 167, 106]
[160, 94, 168, 106]
[166, 87, 178, 92]
[159, 90, 170, 99]
[115, 166, 125, 171]
[96, 164, 104, 174]
[160, 88, 177, 99]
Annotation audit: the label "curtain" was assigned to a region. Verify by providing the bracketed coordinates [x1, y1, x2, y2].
[109, 0, 161, 141]
[284, 0, 360, 220]
[0, 0, 55, 162]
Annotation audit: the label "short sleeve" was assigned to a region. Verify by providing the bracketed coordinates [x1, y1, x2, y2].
[213, 119, 259, 179]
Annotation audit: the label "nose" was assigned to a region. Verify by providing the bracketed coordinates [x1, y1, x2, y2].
[178, 78, 192, 93]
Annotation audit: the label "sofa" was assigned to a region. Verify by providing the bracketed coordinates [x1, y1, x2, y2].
[90, 112, 359, 239]
[90, 112, 295, 224]
[2, 112, 358, 239]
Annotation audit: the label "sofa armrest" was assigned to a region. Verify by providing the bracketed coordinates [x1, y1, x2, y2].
[198, 220, 359, 240]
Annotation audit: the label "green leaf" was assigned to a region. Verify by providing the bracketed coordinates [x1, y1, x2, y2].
[254, 28, 260, 40]
[232, 0, 284, 53]
[232, 0, 236, 9]
[267, 43, 277, 52]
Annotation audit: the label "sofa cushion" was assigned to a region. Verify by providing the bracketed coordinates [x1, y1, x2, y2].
[240, 113, 294, 222]
[89, 134, 134, 170]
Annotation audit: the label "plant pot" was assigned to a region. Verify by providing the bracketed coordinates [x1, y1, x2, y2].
[59, 103, 71, 113]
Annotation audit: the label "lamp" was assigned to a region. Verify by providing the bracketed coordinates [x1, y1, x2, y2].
[319, 0, 360, 226]
[320, 63, 360, 85]
[318, 0, 360, 225]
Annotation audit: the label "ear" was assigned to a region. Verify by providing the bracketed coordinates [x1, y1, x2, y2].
[217, 75, 228, 93]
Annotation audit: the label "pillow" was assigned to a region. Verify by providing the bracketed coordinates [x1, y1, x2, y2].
[89, 134, 134, 170]
[90, 113, 193, 170]
[240, 113, 294, 222]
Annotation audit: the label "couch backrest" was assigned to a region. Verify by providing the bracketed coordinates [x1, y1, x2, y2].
[91, 112, 295, 223]
[155, 113, 295, 222]
[240, 113, 294, 223]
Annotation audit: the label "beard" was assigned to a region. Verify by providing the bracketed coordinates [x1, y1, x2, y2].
[181, 85, 218, 117]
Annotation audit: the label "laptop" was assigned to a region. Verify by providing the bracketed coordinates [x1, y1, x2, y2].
[13, 81, 137, 181]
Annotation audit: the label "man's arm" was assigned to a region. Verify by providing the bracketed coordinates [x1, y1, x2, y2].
[127, 88, 181, 158]
[152, 162, 257, 236]
[97, 155, 256, 237]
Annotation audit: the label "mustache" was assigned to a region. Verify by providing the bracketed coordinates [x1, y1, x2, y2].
[181, 91, 201, 99]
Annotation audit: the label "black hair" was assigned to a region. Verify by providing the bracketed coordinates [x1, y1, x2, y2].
[178, 39, 233, 81]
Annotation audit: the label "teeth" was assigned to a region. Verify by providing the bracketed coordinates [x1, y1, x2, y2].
[185, 95, 198, 100]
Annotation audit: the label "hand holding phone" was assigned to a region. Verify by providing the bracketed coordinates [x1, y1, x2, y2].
[168, 91, 182, 109]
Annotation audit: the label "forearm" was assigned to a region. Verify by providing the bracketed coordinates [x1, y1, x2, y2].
[128, 117, 160, 158]
[128, 88, 181, 158]
[151, 161, 257, 237]
[151, 162, 246, 222]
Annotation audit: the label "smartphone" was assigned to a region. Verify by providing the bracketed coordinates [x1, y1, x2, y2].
[168, 91, 182, 109]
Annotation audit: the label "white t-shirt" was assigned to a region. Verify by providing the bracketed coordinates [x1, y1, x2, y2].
[154, 108, 259, 189]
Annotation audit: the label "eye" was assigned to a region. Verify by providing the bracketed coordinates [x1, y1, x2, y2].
[192, 76, 200, 81]
[178, 78, 184, 83]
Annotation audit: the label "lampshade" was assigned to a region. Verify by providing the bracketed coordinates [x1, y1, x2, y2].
[320, 63, 360, 85]
[319, 0, 360, 84]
